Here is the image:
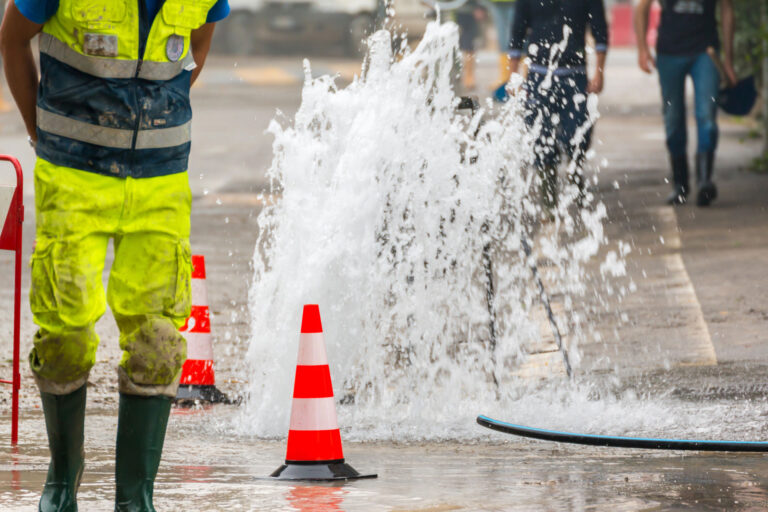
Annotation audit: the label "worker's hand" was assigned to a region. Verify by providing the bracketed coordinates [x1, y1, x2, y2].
[723, 59, 738, 87]
[587, 70, 604, 94]
[637, 46, 655, 74]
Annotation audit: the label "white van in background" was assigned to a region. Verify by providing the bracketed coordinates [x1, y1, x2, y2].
[215, 0, 432, 56]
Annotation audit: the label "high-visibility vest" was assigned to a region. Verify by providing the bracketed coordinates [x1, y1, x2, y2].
[37, 0, 217, 178]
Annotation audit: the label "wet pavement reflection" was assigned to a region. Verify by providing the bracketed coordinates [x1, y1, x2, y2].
[2, 408, 768, 511]
[285, 485, 347, 511]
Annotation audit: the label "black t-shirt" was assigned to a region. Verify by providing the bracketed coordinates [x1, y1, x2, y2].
[656, 0, 719, 55]
[509, 0, 609, 68]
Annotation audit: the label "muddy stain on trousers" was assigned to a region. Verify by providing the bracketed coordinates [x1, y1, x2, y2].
[29, 158, 192, 397]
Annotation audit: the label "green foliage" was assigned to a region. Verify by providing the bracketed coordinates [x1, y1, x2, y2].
[732, 0, 767, 77]
[750, 152, 768, 174]
[733, 0, 767, 160]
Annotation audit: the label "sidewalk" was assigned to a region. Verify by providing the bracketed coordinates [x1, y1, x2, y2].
[592, 48, 768, 368]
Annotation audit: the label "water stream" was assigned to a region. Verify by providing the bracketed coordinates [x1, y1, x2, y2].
[233, 22, 766, 442]
[232, 21, 633, 440]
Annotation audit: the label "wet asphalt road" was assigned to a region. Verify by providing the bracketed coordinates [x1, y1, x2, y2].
[2, 407, 768, 511]
[0, 48, 767, 510]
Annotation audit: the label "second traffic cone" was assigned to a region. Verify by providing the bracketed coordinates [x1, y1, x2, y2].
[175, 255, 231, 404]
[271, 305, 376, 481]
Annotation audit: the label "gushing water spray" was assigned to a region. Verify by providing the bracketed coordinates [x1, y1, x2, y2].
[240, 22, 613, 440]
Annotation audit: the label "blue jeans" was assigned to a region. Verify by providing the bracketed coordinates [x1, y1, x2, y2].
[487, 2, 516, 52]
[656, 52, 720, 156]
[523, 70, 592, 170]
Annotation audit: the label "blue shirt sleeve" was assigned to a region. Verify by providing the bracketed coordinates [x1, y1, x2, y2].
[206, 0, 230, 23]
[14, 0, 60, 24]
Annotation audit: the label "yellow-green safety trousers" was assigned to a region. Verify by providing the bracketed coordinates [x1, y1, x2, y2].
[29, 158, 192, 397]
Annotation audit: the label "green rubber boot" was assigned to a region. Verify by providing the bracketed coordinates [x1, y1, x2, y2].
[114, 394, 172, 512]
[39, 385, 86, 512]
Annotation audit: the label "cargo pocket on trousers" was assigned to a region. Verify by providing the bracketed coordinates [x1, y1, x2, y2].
[29, 239, 59, 314]
[167, 239, 192, 324]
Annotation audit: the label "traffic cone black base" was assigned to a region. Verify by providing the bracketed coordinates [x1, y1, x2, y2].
[270, 461, 377, 481]
[174, 384, 235, 405]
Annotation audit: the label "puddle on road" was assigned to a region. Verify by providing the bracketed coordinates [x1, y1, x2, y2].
[2, 407, 768, 511]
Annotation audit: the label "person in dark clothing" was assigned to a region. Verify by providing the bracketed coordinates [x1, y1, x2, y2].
[509, 0, 608, 212]
[635, 0, 736, 206]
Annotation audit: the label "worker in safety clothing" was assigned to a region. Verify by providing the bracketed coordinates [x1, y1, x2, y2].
[485, 0, 516, 91]
[0, 0, 228, 509]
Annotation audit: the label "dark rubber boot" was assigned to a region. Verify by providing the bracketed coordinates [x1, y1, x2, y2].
[567, 168, 586, 208]
[115, 394, 172, 512]
[39, 385, 86, 512]
[666, 154, 689, 205]
[696, 151, 718, 207]
[539, 166, 558, 219]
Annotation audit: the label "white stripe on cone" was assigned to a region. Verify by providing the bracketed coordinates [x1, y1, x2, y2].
[289, 397, 339, 431]
[178, 254, 217, 387]
[185, 332, 214, 360]
[191, 278, 208, 306]
[296, 333, 329, 366]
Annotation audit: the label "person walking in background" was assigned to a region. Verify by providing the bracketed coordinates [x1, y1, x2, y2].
[487, 0, 516, 92]
[0, 0, 228, 509]
[635, 0, 736, 206]
[509, 0, 608, 214]
[455, 0, 486, 91]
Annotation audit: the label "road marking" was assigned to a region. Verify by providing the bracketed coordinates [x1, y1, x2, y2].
[654, 206, 717, 366]
[511, 235, 570, 379]
[235, 67, 299, 86]
[514, 204, 717, 378]
[326, 62, 363, 82]
[512, 299, 568, 379]
[0, 99, 11, 112]
[513, 350, 568, 379]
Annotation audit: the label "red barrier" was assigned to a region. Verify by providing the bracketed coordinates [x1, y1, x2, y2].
[610, 2, 662, 48]
[0, 155, 23, 446]
[610, 4, 635, 47]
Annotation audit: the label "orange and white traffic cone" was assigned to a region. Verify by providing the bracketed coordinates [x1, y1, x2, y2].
[271, 304, 376, 481]
[176, 255, 231, 404]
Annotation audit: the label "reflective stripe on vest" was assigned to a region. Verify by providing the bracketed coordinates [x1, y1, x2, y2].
[37, 108, 192, 150]
[35, 0, 215, 177]
[135, 122, 192, 149]
[39, 32, 196, 81]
